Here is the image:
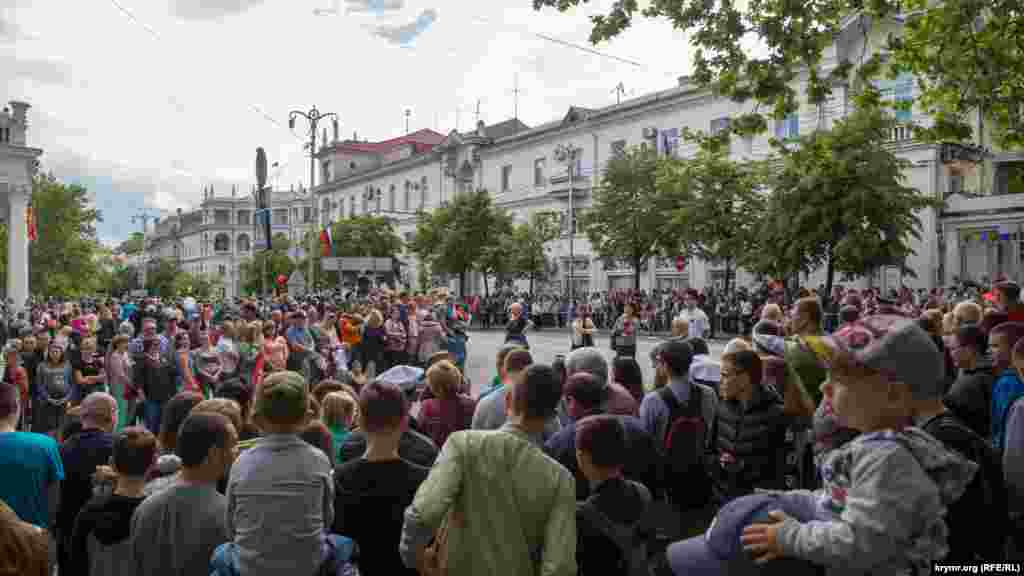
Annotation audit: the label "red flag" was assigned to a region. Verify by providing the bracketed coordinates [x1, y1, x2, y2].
[319, 228, 331, 257]
[26, 206, 37, 242]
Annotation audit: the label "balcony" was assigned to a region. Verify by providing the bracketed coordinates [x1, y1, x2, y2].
[889, 123, 914, 142]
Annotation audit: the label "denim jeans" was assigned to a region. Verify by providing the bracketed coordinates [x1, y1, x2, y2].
[210, 534, 356, 576]
[142, 400, 164, 435]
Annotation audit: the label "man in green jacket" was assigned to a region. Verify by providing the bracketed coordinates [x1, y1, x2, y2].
[400, 364, 577, 576]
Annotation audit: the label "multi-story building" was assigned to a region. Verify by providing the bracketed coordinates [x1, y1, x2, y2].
[145, 186, 315, 299]
[0, 100, 41, 309]
[317, 14, 1019, 296]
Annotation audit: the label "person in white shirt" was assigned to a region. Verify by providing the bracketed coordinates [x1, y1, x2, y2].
[676, 295, 710, 340]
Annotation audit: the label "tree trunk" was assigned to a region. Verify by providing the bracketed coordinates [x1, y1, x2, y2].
[724, 259, 732, 296]
[459, 270, 467, 298]
[483, 272, 490, 299]
[824, 246, 835, 316]
[529, 272, 535, 295]
[633, 256, 642, 292]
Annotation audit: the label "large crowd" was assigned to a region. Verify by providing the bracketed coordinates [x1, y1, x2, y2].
[0, 280, 1022, 576]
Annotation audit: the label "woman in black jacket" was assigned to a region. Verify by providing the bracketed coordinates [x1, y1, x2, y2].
[132, 335, 178, 435]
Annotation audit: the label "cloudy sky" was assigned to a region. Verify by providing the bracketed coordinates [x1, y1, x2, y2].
[3, 0, 691, 243]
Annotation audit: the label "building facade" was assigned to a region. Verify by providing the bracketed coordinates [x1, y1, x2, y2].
[313, 14, 1019, 296]
[0, 100, 41, 309]
[145, 186, 315, 299]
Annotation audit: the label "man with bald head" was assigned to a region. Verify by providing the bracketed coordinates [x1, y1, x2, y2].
[565, 347, 638, 416]
[57, 392, 118, 573]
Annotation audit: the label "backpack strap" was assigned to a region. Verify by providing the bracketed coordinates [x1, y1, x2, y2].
[577, 499, 637, 571]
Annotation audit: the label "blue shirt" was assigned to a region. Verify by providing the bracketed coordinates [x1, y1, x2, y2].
[992, 368, 1024, 451]
[0, 431, 64, 527]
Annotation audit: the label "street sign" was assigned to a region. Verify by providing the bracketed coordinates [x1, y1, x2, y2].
[337, 257, 391, 271]
[675, 255, 686, 272]
[254, 209, 271, 251]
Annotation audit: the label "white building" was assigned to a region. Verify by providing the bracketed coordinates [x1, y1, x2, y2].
[145, 186, 315, 299]
[0, 100, 41, 309]
[314, 15, 1019, 296]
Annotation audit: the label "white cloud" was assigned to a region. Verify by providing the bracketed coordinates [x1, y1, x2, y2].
[6, 0, 694, 241]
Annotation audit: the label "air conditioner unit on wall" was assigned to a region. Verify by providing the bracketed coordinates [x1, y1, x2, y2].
[642, 127, 658, 139]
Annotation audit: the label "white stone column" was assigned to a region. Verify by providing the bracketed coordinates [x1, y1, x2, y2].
[7, 183, 29, 310]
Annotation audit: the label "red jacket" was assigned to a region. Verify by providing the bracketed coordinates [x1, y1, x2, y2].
[4, 366, 28, 411]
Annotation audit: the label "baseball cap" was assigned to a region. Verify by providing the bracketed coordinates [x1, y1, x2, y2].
[377, 365, 424, 396]
[666, 493, 820, 576]
[254, 371, 307, 424]
[828, 314, 944, 398]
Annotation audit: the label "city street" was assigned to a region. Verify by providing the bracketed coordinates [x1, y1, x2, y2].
[458, 327, 726, 395]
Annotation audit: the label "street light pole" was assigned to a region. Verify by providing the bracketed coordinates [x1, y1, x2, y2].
[130, 208, 159, 293]
[290, 107, 338, 294]
[554, 143, 580, 309]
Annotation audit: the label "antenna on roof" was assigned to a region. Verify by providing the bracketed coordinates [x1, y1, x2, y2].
[612, 82, 626, 105]
[475, 99, 482, 125]
[512, 73, 522, 127]
[404, 108, 412, 134]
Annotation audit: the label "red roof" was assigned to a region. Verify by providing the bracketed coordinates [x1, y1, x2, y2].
[324, 128, 445, 156]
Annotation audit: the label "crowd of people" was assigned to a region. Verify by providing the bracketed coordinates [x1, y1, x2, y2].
[0, 278, 1021, 576]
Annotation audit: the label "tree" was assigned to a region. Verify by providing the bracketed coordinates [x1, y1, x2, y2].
[757, 107, 941, 301]
[584, 146, 675, 291]
[658, 132, 767, 295]
[303, 215, 404, 289]
[532, 0, 1024, 148]
[510, 211, 561, 295]
[239, 233, 294, 296]
[29, 174, 103, 297]
[173, 272, 222, 300]
[115, 232, 145, 256]
[144, 258, 180, 298]
[410, 189, 511, 296]
[477, 216, 515, 298]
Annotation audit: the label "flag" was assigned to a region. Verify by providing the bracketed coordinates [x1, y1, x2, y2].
[319, 227, 333, 257]
[26, 206, 37, 242]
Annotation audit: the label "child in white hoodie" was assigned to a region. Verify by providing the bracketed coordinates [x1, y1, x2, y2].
[666, 315, 978, 575]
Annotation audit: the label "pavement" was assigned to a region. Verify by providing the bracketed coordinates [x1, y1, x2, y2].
[459, 327, 726, 396]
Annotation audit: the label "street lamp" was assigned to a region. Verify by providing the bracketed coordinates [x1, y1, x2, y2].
[289, 106, 339, 293]
[554, 143, 581, 308]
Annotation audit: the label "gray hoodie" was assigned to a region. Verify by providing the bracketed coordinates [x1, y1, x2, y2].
[776, 427, 977, 575]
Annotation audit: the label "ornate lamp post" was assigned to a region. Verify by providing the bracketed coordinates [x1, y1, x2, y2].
[289, 106, 338, 292]
[554, 143, 581, 307]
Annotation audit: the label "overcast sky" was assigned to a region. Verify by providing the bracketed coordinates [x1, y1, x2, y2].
[3, 0, 692, 243]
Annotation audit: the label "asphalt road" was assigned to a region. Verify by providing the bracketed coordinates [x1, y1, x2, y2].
[459, 327, 726, 396]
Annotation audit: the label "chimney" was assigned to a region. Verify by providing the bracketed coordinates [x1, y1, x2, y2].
[476, 120, 486, 137]
[333, 118, 339, 142]
[8, 101, 30, 145]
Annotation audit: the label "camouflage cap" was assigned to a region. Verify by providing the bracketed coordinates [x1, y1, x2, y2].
[254, 371, 308, 424]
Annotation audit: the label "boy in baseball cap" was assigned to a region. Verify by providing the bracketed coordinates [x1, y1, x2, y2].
[665, 315, 979, 575]
[217, 370, 355, 576]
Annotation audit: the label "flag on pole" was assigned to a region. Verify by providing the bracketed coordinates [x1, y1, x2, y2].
[319, 227, 333, 257]
[26, 206, 37, 242]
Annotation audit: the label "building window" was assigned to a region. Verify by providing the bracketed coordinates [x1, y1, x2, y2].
[237, 210, 250, 226]
[995, 162, 1024, 196]
[389, 184, 396, 211]
[291, 207, 298, 223]
[878, 73, 914, 123]
[659, 128, 679, 157]
[237, 234, 250, 252]
[502, 165, 512, 192]
[362, 190, 369, 214]
[949, 172, 964, 195]
[775, 113, 799, 140]
[273, 209, 288, 226]
[322, 161, 331, 184]
[321, 198, 331, 225]
[404, 181, 411, 210]
[610, 140, 627, 158]
[534, 158, 546, 187]
[214, 210, 230, 225]
[420, 176, 428, 207]
[214, 233, 231, 253]
[218, 265, 227, 277]
[349, 196, 355, 218]
[710, 117, 731, 136]
[303, 206, 313, 223]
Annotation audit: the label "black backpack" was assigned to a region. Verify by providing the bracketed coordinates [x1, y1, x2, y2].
[922, 412, 1010, 561]
[577, 486, 652, 576]
[657, 386, 710, 507]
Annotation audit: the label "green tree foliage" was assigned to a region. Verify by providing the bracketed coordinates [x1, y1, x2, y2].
[758, 107, 941, 300]
[173, 272, 222, 300]
[532, 0, 1024, 147]
[658, 132, 767, 294]
[410, 189, 511, 295]
[30, 174, 103, 298]
[477, 215, 516, 298]
[303, 215, 404, 289]
[144, 258, 180, 298]
[115, 232, 145, 256]
[584, 146, 675, 291]
[239, 233, 294, 296]
[510, 212, 561, 295]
